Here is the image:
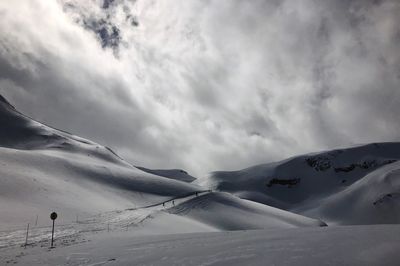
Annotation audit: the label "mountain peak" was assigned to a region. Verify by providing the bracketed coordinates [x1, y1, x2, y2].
[0, 94, 15, 109]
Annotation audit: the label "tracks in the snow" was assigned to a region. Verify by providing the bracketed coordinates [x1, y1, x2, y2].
[0, 190, 213, 250]
[126, 189, 212, 210]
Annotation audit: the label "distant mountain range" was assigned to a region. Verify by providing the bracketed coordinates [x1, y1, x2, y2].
[1, 93, 399, 234]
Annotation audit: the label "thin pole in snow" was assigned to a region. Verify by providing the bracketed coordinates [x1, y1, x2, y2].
[50, 212, 57, 248]
[51, 219, 55, 248]
[24, 223, 29, 248]
[35, 215, 38, 226]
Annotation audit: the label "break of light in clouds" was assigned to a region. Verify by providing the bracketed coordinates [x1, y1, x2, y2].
[0, 0, 399, 176]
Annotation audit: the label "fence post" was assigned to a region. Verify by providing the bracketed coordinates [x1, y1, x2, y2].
[51, 219, 55, 248]
[25, 223, 29, 248]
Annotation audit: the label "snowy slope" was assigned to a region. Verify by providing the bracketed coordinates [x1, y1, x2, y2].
[205, 142, 400, 224]
[135, 166, 197, 182]
[0, 95, 323, 232]
[168, 192, 325, 230]
[0, 191, 324, 251]
[0, 95, 123, 162]
[0, 95, 200, 228]
[303, 161, 400, 225]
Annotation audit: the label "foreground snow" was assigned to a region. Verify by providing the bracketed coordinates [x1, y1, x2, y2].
[1, 225, 399, 265]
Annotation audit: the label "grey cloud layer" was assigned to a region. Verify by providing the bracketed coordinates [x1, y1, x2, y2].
[0, 0, 399, 175]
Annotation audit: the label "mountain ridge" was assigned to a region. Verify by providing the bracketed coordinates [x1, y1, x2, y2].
[206, 141, 400, 224]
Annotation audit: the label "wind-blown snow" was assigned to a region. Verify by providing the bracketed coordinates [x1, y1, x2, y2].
[135, 166, 197, 183]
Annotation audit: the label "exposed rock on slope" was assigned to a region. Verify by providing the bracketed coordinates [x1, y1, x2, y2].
[206, 142, 400, 224]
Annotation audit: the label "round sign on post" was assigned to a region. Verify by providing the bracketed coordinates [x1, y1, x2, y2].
[50, 212, 57, 248]
[50, 212, 57, 220]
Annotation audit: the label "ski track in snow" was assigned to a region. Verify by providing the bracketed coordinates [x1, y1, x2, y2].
[0, 191, 211, 250]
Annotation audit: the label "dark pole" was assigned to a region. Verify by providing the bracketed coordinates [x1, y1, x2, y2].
[25, 223, 29, 248]
[49, 211, 57, 248]
[51, 219, 55, 248]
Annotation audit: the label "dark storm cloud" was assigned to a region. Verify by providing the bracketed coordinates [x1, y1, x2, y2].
[62, 0, 139, 54]
[0, 0, 400, 175]
[102, 0, 116, 9]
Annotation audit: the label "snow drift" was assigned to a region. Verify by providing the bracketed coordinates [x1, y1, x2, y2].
[168, 192, 325, 230]
[135, 166, 196, 183]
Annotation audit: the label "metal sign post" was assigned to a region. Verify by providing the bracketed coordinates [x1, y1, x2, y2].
[50, 212, 57, 248]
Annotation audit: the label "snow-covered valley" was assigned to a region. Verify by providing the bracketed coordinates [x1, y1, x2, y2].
[1, 94, 400, 265]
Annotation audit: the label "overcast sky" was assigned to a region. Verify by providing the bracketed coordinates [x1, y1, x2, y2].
[1, 0, 400, 176]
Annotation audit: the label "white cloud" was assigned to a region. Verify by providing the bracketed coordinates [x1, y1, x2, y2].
[1, 0, 400, 176]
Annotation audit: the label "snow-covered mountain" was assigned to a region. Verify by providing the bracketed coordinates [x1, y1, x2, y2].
[303, 161, 400, 225]
[0, 95, 322, 232]
[0, 94, 200, 227]
[206, 142, 400, 225]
